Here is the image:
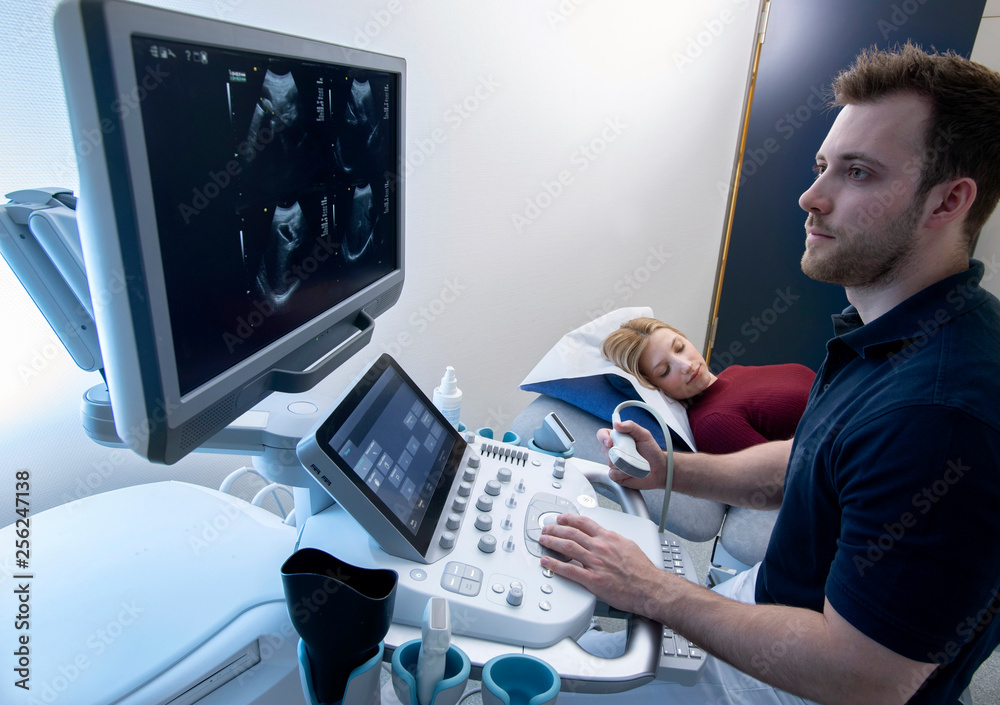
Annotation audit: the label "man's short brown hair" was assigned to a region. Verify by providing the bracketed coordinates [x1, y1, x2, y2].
[832, 43, 1000, 247]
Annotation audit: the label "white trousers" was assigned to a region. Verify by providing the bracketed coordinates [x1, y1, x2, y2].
[564, 564, 821, 705]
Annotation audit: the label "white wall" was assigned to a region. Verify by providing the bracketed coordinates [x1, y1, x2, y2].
[972, 0, 1000, 292]
[0, 0, 763, 529]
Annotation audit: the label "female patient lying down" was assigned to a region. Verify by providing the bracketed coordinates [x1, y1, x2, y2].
[602, 317, 815, 454]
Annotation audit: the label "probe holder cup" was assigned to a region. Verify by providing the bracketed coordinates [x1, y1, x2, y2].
[390, 639, 471, 705]
[281, 548, 398, 705]
[476, 427, 521, 446]
[481, 654, 561, 705]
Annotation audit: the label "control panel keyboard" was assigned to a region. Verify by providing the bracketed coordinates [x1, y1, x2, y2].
[657, 536, 706, 685]
[299, 436, 664, 649]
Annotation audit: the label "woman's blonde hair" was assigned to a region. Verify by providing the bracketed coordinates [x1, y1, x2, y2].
[601, 317, 684, 390]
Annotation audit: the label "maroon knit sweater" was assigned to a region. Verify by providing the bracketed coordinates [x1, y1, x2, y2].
[687, 364, 816, 454]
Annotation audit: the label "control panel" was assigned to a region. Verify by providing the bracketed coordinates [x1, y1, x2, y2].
[299, 437, 664, 649]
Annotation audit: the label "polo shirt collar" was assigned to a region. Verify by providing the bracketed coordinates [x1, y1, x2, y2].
[829, 259, 988, 359]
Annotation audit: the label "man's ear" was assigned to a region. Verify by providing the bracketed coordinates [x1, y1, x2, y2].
[924, 177, 977, 229]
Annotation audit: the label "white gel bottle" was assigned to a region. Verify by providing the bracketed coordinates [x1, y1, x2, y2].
[433, 367, 462, 427]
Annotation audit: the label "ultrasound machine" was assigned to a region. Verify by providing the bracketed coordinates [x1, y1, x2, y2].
[0, 1, 705, 703]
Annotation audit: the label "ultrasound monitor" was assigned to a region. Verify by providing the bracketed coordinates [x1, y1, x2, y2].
[53, 0, 405, 463]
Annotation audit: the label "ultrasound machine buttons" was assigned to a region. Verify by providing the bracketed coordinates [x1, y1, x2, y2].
[440, 561, 483, 597]
[475, 514, 493, 532]
[484, 480, 501, 496]
[478, 535, 497, 553]
[439, 532, 457, 549]
[497, 467, 512, 483]
[476, 496, 494, 512]
[506, 587, 524, 606]
[452, 497, 468, 513]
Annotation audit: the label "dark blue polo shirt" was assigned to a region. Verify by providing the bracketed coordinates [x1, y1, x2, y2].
[756, 260, 1000, 703]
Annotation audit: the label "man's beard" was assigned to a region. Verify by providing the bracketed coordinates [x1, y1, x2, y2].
[800, 200, 922, 290]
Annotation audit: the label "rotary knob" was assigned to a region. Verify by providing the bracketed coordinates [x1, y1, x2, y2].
[452, 496, 468, 513]
[475, 514, 493, 531]
[462, 467, 477, 482]
[485, 480, 501, 496]
[457, 481, 473, 497]
[476, 495, 494, 512]
[478, 535, 497, 553]
[506, 586, 524, 606]
[468, 455, 481, 468]
[497, 467, 512, 483]
[439, 532, 456, 549]
[552, 465, 565, 480]
[445, 513, 461, 531]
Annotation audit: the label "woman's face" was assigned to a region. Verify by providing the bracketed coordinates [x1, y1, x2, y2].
[638, 329, 715, 400]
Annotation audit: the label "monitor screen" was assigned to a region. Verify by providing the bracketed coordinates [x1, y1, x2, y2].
[307, 354, 466, 557]
[54, 0, 405, 463]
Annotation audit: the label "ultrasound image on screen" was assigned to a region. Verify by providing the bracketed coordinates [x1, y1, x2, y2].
[131, 37, 400, 396]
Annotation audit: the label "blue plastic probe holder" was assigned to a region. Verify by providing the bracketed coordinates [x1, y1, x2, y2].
[391, 639, 471, 705]
[476, 427, 522, 446]
[481, 654, 560, 705]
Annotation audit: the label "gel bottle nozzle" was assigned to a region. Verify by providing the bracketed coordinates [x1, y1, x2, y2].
[433, 367, 462, 427]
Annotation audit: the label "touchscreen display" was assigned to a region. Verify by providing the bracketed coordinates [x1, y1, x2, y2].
[315, 356, 465, 552]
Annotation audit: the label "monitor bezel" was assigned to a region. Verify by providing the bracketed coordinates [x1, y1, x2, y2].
[54, 0, 406, 463]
